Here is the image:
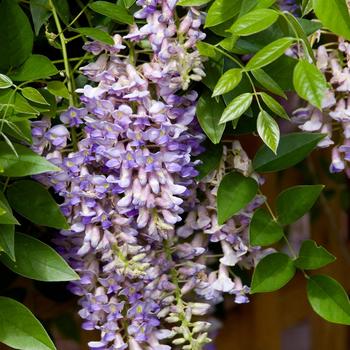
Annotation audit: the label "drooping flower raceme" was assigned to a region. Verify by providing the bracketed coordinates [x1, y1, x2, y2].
[32, 1, 266, 349]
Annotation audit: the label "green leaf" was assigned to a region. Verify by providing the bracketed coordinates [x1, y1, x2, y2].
[205, 0, 242, 27]
[0, 141, 59, 177]
[251, 252, 296, 293]
[293, 59, 327, 109]
[0, 233, 78, 281]
[196, 143, 223, 180]
[212, 68, 242, 97]
[0, 224, 15, 261]
[46, 81, 70, 99]
[178, 0, 212, 5]
[246, 37, 295, 70]
[196, 42, 222, 60]
[0, 192, 15, 261]
[0, 74, 13, 89]
[276, 185, 324, 226]
[74, 27, 114, 45]
[217, 172, 258, 224]
[230, 9, 279, 36]
[307, 275, 350, 325]
[294, 240, 336, 270]
[0, 199, 19, 225]
[10, 55, 58, 82]
[7, 180, 68, 229]
[220, 93, 253, 123]
[30, 0, 51, 36]
[312, 0, 350, 41]
[249, 207, 284, 246]
[0, 0, 33, 70]
[253, 132, 325, 172]
[0, 90, 40, 116]
[260, 92, 289, 119]
[21, 87, 49, 105]
[257, 110, 280, 154]
[197, 90, 226, 144]
[252, 69, 286, 98]
[0, 296, 56, 350]
[302, 0, 313, 16]
[89, 1, 134, 25]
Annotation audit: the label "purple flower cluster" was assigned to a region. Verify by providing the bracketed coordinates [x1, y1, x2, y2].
[32, 1, 266, 349]
[292, 40, 350, 176]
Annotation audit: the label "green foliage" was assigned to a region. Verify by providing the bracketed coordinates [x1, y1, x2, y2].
[73, 27, 114, 45]
[246, 37, 295, 70]
[0, 296, 56, 350]
[0, 0, 33, 71]
[276, 185, 324, 226]
[251, 252, 296, 293]
[252, 69, 286, 98]
[21, 87, 49, 105]
[205, 0, 242, 27]
[253, 132, 325, 172]
[89, 1, 134, 24]
[0, 192, 15, 261]
[307, 275, 350, 325]
[229, 9, 279, 36]
[0, 142, 59, 177]
[177, 0, 212, 5]
[312, 0, 350, 41]
[7, 180, 68, 229]
[197, 90, 226, 144]
[260, 92, 289, 119]
[46, 80, 70, 99]
[196, 143, 223, 180]
[212, 68, 242, 97]
[217, 172, 258, 224]
[0, 233, 79, 281]
[257, 110, 280, 153]
[30, 0, 52, 36]
[220, 93, 253, 123]
[249, 207, 284, 246]
[0, 74, 13, 89]
[293, 59, 328, 109]
[294, 240, 336, 270]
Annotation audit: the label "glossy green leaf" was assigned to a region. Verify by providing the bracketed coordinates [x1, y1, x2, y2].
[21, 87, 49, 105]
[0, 74, 12, 89]
[293, 59, 327, 109]
[0, 296, 56, 350]
[260, 92, 289, 119]
[230, 9, 279, 36]
[0, 233, 78, 281]
[312, 0, 350, 41]
[197, 90, 226, 144]
[253, 132, 325, 172]
[53, 0, 70, 24]
[276, 185, 324, 226]
[217, 172, 258, 224]
[249, 207, 284, 246]
[302, 0, 313, 16]
[10, 55, 58, 82]
[251, 252, 296, 293]
[74, 27, 114, 45]
[0, 199, 19, 225]
[46, 81, 70, 99]
[89, 1, 134, 24]
[257, 110, 280, 153]
[294, 240, 336, 270]
[220, 93, 253, 123]
[246, 37, 295, 70]
[0, 192, 15, 261]
[196, 42, 222, 60]
[0, 142, 59, 177]
[0, 90, 40, 116]
[196, 143, 223, 180]
[7, 180, 68, 229]
[212, 68, 242, 97]
[30, 0, 51, 35]
[177, 0, 212, 5]
[307, 275, 350, 325]
[205, 0, 242, 27]
[0, 224, 15, 261]
[252, 69, 286, 98]
[0, 0, 33, 70]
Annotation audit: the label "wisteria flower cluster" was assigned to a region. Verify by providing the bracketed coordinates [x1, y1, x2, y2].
[292, 39, 350, 177]
[31, 1, 267, 349]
